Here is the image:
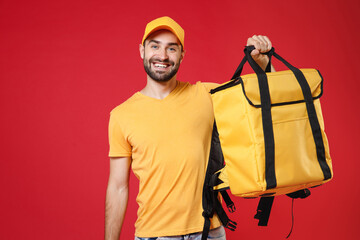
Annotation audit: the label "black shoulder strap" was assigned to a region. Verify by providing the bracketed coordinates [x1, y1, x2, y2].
[201, 122, 237, 240]
[220, 191, 236, 213]
[254, 197, 275, 226]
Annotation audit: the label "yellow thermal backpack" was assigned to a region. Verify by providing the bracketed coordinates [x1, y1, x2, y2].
[201, 46, 333, 239]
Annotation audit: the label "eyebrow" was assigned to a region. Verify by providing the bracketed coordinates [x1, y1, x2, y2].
[148, 40, 180, 47]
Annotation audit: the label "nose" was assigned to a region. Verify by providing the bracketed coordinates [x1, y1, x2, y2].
[158, 47, 168, 61]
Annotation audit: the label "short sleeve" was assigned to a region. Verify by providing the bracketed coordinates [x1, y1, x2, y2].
[201, 82, 220, 92]
[108, 112, 132, 157]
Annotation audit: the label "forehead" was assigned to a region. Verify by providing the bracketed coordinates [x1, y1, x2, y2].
[145, 30, 181, 46]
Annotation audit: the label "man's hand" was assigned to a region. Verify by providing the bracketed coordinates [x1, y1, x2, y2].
[246, 35, 274, 71]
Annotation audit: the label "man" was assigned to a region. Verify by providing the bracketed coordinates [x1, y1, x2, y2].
[105, 16, 273, 240]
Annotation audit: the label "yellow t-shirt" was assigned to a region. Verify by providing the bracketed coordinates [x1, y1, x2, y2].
[108, 81, 221, 237]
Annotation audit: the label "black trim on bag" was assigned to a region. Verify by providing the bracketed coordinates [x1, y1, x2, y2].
[210, 70, 324, 108]
[210, 78, 242, 94]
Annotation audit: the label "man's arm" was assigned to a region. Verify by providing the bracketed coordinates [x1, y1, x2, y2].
[105, 157, 131, 240]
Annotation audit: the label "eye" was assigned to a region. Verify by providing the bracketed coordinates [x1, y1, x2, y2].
[168, 47, 176, 52]
[151, 45, 158, 49]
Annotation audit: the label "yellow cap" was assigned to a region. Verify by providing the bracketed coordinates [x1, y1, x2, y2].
[142, 16, 185, 48]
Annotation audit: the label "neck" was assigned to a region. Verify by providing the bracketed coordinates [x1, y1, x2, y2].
[140, 75, 178, 100]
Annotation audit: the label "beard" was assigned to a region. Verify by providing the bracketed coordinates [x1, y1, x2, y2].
[143, 55, 181, 82]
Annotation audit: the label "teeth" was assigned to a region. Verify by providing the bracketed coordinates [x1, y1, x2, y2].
[154, 63, 167, 68]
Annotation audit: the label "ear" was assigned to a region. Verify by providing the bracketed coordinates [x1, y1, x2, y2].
[180, 49, 186, 63]
[139, 43, 145, 59]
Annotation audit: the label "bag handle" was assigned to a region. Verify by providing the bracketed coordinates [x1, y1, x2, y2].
[231, 45, 274, 80]
[243, 46, 277, 189]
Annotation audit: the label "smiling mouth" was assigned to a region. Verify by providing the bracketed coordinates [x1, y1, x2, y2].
[154, 63, 169, 68]
[152, 62, 172, 71]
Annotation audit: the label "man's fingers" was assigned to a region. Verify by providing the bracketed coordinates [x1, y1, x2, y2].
[255, 35, 268, 53]
[257, 35, 269, 51]
[251, 49, 260, 56]
[263, 36, 272, 51]
[247, 35, 272, 54]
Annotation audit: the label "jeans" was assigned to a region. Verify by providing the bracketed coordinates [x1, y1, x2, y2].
[134, 226, 226, 240]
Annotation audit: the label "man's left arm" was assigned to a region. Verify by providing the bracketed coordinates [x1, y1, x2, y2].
[247, 35, 275, 72]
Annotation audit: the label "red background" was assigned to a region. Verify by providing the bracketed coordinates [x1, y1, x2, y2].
[1, 0, 359, 239]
